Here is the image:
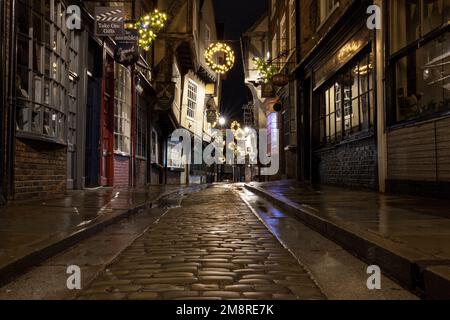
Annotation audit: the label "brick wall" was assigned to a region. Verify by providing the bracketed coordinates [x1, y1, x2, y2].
[166, 170, 181, 185]
[135, 158, 147, 186]
[150, 167, 161, 185]
[314, 136, 377, 189]
[14, 138, 67, 201]
[114, 154, 130, 187]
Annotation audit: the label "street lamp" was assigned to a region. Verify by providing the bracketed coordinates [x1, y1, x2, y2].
[218, 116, 226, 126]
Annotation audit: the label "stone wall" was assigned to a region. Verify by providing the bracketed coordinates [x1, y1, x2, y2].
[314, 136, 377, 189]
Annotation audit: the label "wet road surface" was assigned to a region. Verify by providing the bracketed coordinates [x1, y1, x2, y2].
[0, 184, 417, 300]
[77, 184, 325, 300]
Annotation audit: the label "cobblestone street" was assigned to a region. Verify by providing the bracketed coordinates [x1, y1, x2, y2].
[78, 185, 325, 300]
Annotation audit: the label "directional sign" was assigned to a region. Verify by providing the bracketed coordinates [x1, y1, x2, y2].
[95, 7, 124, 36]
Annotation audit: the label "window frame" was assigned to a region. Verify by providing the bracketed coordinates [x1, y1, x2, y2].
[317, 0, 339, 30]
[16, 0, 75, 144]
[313, 47, 375, 146]
[114, 64, 132, 155]
[187, 79, 198, 119]
[387, 0, 450, 127]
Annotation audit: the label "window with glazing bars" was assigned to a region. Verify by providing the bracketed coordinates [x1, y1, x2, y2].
[187, 80, 197, 119]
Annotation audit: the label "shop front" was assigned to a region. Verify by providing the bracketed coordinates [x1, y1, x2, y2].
[385, 0, 450, 197]
[14, 0, 80, 200]
[304, 16, 378, 189]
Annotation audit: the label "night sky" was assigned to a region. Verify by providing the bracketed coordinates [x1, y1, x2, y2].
[214, 0, 267, 122]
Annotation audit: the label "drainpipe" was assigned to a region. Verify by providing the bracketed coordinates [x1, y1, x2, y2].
[0, 0, 5, 203]
[6, 0, 18, 200]
[375, 0, 387, 192]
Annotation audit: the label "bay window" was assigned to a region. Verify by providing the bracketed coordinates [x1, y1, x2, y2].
[16, 0, 75, 143]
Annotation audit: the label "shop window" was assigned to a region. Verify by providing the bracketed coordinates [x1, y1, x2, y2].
[389, 1, 449, 124]
[114, 64, 132, 154]
[314, 50, 374, 144]
[187, 80, 198, 119]
[15, 0, 77, 144]
[390, 0, 450, 54]
[393, 32, 450, 123]
[167, 140, 183, 169]
[267, 112, 279, 156]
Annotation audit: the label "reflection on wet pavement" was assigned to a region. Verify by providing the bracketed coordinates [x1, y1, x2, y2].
[0, 185, 199, 281]
[249, 181, 450, 260]
[238, 186, 417, 299]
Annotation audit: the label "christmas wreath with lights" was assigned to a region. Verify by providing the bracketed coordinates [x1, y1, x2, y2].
[204, 43, 235, 74]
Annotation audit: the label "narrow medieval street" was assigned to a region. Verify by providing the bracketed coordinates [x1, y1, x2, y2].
[0, 184, 416, 300]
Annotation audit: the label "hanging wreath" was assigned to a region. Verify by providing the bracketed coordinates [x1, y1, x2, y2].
[135, 9, 168, 51]
[230, 120, 241, 136]
[204, 43, 235, 74]
[234, 128, 246, 141]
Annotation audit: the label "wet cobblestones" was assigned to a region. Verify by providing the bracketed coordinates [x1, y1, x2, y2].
[78, 185, 325, 300]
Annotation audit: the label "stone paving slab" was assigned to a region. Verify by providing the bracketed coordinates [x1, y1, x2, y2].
[0, 185, 208, 286]
[78, 185, 325, 300]
[245, 180, 450, 299]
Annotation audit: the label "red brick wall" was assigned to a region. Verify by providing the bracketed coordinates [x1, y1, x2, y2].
[14, 138, 67, 201]
[114, 154, 130, 187]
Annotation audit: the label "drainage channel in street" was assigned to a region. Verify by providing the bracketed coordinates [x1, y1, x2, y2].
[234, 185, 418, 300]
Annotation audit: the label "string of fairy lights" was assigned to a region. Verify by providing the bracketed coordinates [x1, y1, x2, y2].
[132, 9, 236, 75]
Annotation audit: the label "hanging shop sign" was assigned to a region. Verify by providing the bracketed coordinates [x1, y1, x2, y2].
[95, 7, 125, 36]
[206, 109, 218, 124]
[271, 74, 289, 87]
[155, 81, 176, 111]
[114, 30, 140, 66]
[115, 29, 139, 42]
[114, 43, 139, 66]
[261, 83, 275, 98]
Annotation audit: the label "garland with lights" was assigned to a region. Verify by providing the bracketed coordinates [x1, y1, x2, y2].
[135, 9, 168, 51]
[253, 57, 278, 83]
[205, 43, 235, 74]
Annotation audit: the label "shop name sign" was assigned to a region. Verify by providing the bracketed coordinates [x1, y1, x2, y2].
[95, 7, 124, 36]
[114, 30, 140, 66]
